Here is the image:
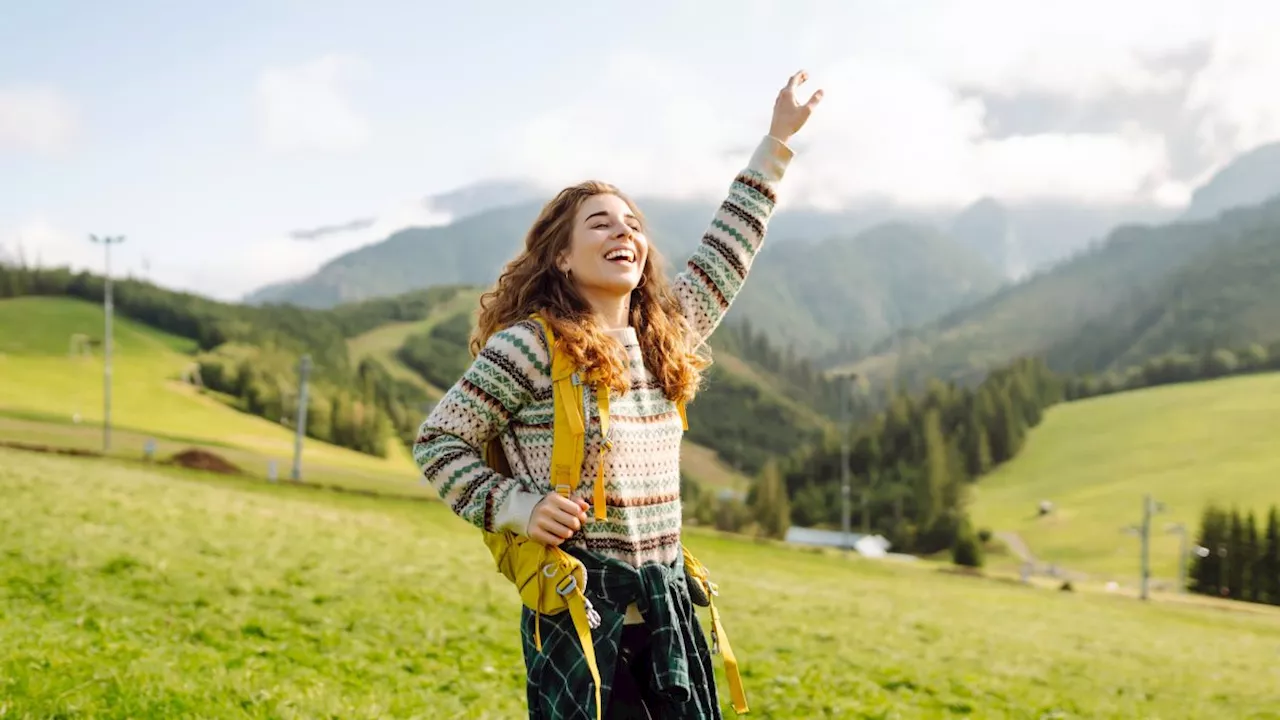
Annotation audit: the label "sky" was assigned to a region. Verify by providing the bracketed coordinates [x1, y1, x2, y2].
[4, 0, 1280, 300]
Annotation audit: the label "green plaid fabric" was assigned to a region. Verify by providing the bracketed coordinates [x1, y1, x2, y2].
[519, 544, 723, 720]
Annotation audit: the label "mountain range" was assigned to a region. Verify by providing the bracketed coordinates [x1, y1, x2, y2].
[846, 162, 1280, 389]
[243, 140, 1280, 367]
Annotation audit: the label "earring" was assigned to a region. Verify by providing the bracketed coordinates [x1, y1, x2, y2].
[634, 274, 647, 290]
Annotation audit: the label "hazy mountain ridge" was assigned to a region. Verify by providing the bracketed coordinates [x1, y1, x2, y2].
[241, 193, 1005, 356]
[850, 191, 1280, 388]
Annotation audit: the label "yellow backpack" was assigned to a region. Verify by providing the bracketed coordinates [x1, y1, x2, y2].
[479, 314, 748, 717]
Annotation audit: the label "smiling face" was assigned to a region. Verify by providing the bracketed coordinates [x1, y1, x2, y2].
[557, 192, 650, 299]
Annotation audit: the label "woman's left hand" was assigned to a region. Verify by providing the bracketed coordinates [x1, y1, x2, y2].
[769, 70, 824, 143]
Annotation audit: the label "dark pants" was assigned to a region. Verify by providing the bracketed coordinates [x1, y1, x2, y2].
[605, 623, 662, 719]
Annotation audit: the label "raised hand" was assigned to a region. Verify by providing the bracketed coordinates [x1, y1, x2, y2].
[769, 70, 824, 144]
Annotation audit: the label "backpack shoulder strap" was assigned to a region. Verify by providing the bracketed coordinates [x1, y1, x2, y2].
[527, 314, 688, 521]
[529, 314, 589, 500]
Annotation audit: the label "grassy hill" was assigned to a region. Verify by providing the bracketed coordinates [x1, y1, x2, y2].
[970, 371, 1280, 583]
[344, 288, 481, 400]
[4, 447, 1278, 718]
[0, 296, 422, 492]
[0, 272, 787, 491]
[846, 193, 1280, 390]
[1046, 212, 1280, 374]
[725, 222, 1001, 360]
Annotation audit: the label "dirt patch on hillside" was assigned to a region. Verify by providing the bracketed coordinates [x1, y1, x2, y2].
[168, 448, 243, 475]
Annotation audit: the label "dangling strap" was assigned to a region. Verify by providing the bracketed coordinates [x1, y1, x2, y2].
[566, 590, 603, 720]
[683, 546, 748, 714]
[708, 597, 747, 714]
[593, 382, 611, 522]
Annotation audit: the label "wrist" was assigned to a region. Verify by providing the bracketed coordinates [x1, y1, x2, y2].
[750, 134, 795, 182]
[495, 489, 544, 536]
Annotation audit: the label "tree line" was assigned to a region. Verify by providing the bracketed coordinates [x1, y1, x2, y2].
[396, 313, 473, 390]
[1189, 503, 1280, 606]
[711, 317, 878, 423]
[0, 264, 458, 456]
[1064, 341, 1280, 402]
[769, 356, 1062, 563]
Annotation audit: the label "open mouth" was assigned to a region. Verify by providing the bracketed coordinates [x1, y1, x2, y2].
[604, 248, 636, 265]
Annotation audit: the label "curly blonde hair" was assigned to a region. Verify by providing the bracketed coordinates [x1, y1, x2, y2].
[471, 181, 709, 404]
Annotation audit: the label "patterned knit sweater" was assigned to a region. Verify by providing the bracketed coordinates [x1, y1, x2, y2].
[413, 135, 793, 570]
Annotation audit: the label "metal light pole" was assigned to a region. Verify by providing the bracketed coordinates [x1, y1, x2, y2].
[90, 234, 125, 452]
[1138, 494, 1165, 600]
[291, 354, 312, 482]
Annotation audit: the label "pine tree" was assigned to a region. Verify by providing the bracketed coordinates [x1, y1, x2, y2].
[1261, 506, 1280, 605]
[986, 388, 1021, 464]
[963, 408, 993, 477]
[951, 513, 984, 568]
[1190, 504, 1227, 597]
[1227, 508, 1246, 600]
[1244, 510, 1260, 602]
[752, 461, 791, 540]
[920, 408, 949, 538]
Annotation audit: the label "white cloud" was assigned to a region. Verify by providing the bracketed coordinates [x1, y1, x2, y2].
[500, 49, 1180, 211]
[496, 1, 1280, 214]
[929, 0, 1211, 99]
[256, 54, 370, 153]
[498, 52, 759, 201]
[0, 86, 78, 154]
[221, 196, 453, 300]
[970, 129, 1173, 203]
[1185, 26, 1280, 174]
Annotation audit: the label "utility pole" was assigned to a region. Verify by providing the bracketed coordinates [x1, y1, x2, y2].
[1136, 494, 1166, 601]
[291, 354, 311, 482]
[89, 234, 125, 452]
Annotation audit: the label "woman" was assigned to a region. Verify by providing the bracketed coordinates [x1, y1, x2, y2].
[414, 70, 822, 719]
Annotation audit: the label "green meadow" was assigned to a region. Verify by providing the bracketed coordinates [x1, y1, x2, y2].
[971, 372, 1280, 583]
[0, 296, 421, 490]
[3, 447, 1278, 719]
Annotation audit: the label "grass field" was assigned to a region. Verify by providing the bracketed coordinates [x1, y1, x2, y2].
[0, 414, 440, 500]
[0, 295, 748, 499]
[971, 372, 1280, 583]
[0, 297, 419, 483]
[4, 447, 1279, 719]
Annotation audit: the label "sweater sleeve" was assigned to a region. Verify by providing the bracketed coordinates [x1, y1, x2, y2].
[412, 320, 548, 535]
[673, 134, 794, 345]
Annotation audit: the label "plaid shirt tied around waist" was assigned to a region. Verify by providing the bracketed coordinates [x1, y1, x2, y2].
[519, 544, 724, 720]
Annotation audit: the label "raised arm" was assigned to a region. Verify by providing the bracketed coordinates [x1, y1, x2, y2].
[412, 319, 549, 534]
[673, 70, 823, 344]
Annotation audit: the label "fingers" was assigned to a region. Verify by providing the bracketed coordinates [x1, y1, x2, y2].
[786, 69, 808, 92]
[530, 493, 591, 546]
[805, 88, 825, 110]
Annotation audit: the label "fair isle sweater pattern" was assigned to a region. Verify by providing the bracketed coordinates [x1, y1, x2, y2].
[413, 135, 793, 568]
